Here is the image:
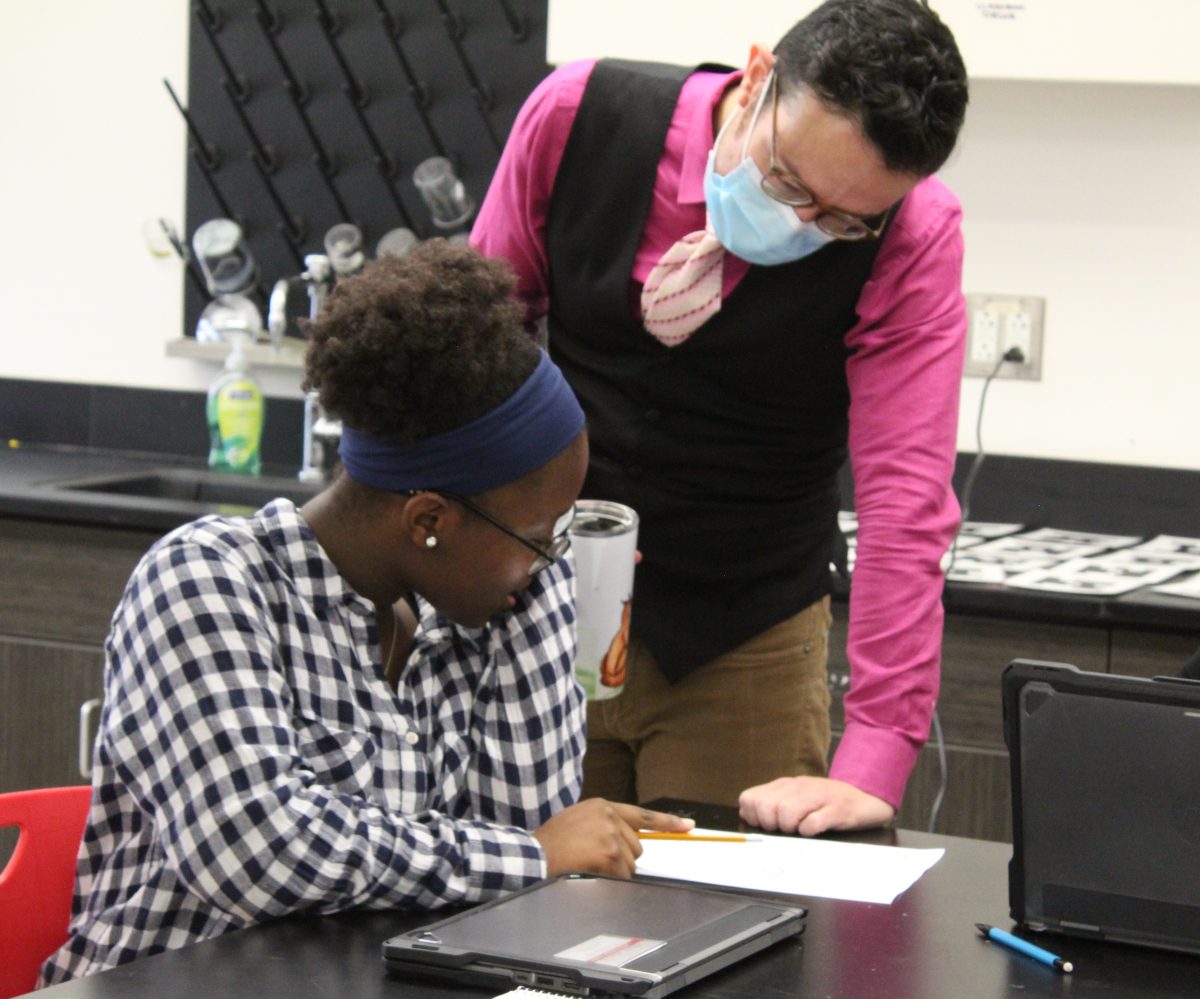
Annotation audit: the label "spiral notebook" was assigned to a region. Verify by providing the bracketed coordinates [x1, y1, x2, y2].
[1004, 659, 1200, 955]
[382, 872, 805, 998]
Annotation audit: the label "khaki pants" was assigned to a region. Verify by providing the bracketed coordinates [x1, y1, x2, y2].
[582, 597, 833, 808]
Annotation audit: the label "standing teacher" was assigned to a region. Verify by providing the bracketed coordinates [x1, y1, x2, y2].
[472, 0, 969, 834]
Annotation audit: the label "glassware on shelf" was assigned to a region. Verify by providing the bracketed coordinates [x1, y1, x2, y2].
[192, 218, 258, 295]
[195, 293, 263, 344]
[412, 157, 475, 231]
[376, 226, 419, 258]
[323, 222, 365, 276]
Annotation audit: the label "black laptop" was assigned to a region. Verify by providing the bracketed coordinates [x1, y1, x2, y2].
[382, 872, 805, 998]
[1003, 659, 1200, 955]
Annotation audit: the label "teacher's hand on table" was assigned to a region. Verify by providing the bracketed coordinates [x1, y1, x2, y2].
[535, 799, 694, 878]
[738, 777, 895, 836]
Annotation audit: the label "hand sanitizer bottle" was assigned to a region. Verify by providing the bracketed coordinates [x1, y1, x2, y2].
[207, 333, 264, 475]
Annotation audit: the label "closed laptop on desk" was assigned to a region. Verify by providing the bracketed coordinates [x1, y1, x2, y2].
[382, 872, 805, 998]
[1003, 659, 1200, 955]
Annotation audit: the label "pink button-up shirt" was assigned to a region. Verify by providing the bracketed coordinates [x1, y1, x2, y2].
[472, 60, 966, 809]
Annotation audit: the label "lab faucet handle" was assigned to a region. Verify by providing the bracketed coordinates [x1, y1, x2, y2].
[302, 254, 333, 284]
[301, 255, 334, 320]
[267, 278, 291, 349]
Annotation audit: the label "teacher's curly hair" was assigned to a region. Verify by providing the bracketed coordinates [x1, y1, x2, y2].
[773, 0, 968, 176]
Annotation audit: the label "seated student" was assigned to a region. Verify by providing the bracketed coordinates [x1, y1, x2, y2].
[42, 241, 690, 984]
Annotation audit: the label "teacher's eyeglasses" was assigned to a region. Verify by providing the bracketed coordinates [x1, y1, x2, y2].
[760, 73, 891, 241]
[421, 491, 575, 576]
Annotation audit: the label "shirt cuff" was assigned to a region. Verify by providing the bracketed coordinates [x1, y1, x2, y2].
[460, 824, 548, 900]
[828, 720, 921, 812]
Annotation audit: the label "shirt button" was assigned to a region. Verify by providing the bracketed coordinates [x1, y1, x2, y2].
[405, 731, 420, 746]
[643, 408, 661, 424]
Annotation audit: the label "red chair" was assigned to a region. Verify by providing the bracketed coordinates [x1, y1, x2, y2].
[0, 786, 91, 998]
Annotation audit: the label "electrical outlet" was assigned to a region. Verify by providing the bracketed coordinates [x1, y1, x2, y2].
[968, 308, 999, 365]
[1005, 311, 1033, 360]
[964, 294, 1045, 380]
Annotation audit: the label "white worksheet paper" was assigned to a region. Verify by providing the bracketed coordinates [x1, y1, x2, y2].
[635, 831, 943, 904]
[1153, 571, 1200, 599]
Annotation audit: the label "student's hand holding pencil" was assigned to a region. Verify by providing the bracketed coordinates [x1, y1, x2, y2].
[535, 800, 694, 878]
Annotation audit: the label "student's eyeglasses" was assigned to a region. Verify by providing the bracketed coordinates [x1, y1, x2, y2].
[760, 73, 891, 242]
[419, 491, 575, 576]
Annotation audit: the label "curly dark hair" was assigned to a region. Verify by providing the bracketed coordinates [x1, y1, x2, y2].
[301, 239, 540, 442]
[773, 0, 968, 176]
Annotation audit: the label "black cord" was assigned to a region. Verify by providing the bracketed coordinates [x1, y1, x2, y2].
[926, 709, 948, 833]
[945, 346, 1023, 573]
[927, 346, 1022, 833]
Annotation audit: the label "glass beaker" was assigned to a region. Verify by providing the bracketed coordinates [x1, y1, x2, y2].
[376, 227, 419, 258]
[323, 223, 365, 276]
[412, 157, 475, 231]
[192, 218, 257, 296]
[195, 293, 264, 344]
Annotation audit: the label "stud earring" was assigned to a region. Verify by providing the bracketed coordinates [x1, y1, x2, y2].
[425, 536, 438, 549]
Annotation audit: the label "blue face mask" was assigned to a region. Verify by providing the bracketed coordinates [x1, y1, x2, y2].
[703, 77, 833, 267]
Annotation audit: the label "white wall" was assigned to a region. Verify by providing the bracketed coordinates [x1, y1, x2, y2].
[0, 0, 299, 399]
[942, 78, 1200, 471]
[548, 0, 1200, 86]
[1, 2, 1198, 467]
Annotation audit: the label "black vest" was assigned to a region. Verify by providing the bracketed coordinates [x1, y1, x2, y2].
[545, 60, 887, 680]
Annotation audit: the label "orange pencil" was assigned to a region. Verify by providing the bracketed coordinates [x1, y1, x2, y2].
[637, 832, 759, 842]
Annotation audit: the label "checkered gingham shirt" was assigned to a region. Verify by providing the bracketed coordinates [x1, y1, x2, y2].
[42, 499, 585, 983]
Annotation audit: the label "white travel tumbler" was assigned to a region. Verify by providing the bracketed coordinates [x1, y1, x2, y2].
[569, 500, 638, 700]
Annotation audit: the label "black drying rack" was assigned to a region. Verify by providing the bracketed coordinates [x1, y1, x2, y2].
[174, 0, 550, 339]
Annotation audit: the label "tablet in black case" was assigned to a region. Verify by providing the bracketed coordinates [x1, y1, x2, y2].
[1003, 659, 1200, 955]
[382, 872, 805, 998]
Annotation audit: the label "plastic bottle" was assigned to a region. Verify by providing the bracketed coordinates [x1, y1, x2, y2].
[207, 333, 264, 475]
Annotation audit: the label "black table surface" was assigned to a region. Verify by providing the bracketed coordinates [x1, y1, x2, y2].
[33, 800, 1199, 999]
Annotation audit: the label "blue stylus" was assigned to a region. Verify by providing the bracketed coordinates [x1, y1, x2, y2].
[976, 923, 1074, 974]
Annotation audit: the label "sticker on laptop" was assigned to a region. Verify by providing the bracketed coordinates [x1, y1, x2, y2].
[555, 934, 666, 967]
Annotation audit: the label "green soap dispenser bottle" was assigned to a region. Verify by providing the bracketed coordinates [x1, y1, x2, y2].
[207, 333, 264, 475]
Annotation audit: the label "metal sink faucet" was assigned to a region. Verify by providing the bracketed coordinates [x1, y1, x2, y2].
[299, 391, 342, 484]
[268, 254, 344, 483]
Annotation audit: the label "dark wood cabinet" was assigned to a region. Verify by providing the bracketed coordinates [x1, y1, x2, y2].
[1109, 627, 1198, 678]
[0, 638, 103, 793]
[902, 743, 1010, 842]
[2, 512, 1197, 850]
[826, 607, 1190, 844]
[0, 518, 158, 795]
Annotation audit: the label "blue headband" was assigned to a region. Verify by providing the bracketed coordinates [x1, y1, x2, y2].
[338, 351, 585, 495]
